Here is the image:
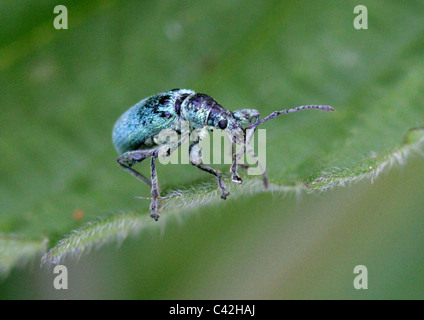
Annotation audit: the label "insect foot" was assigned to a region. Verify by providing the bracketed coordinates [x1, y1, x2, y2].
[231, 175, 243, 184]
[150, 200, 160, 221]
[221, 188, 230, 200]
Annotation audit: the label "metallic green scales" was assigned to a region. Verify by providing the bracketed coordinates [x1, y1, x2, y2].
[112, 89, 194, 153]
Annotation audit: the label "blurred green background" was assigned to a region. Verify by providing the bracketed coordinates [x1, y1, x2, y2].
[0, 0, 423, 299]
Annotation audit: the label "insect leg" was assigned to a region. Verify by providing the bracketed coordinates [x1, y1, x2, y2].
[231, 109, 261, 182]
[117, 133, 188, 186]
[149, 137, 190, 220]
[117, 135, 190, 220]
[230, 141, 243, 184]
[189, 141, 230, 199]
[235, 125, 257, 171]
[233, 125, 269, 188]
[117, 149, 157, 187]
[149, 150, 160, 220]
[245, 143, 269, 189]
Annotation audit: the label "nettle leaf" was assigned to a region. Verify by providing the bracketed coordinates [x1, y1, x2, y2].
[0, 235, 47, 277]
[0, 0, 423, 281]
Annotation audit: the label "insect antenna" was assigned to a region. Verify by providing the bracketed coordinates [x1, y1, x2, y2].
[247, 105, 334, 130]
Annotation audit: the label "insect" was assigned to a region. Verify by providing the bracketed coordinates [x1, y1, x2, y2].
[112, 88, 334, 220]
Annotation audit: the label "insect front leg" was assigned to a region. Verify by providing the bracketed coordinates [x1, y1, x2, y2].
[241, 125, 269, 188]
[231, 109, 261, 181]
[230, 141, 243, 184]
[233, 109, 269, 188]
[189, 141, 230, 200]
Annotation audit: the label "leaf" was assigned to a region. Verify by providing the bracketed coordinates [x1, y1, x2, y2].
[0, 235, 46, 277]
[41, 128, 424, 265]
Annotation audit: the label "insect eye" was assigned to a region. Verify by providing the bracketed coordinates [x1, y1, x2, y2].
[218, 119, 228, 130]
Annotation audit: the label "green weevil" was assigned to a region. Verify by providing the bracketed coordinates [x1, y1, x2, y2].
[112, 88, 334, 220]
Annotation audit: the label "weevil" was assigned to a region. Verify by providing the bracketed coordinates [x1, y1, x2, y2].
[112, 88, 334, 220]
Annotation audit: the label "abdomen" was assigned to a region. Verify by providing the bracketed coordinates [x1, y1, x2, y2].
[112, 90, 192, 154]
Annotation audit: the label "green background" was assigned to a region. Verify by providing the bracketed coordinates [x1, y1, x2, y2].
[0, 0, 423, 299]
